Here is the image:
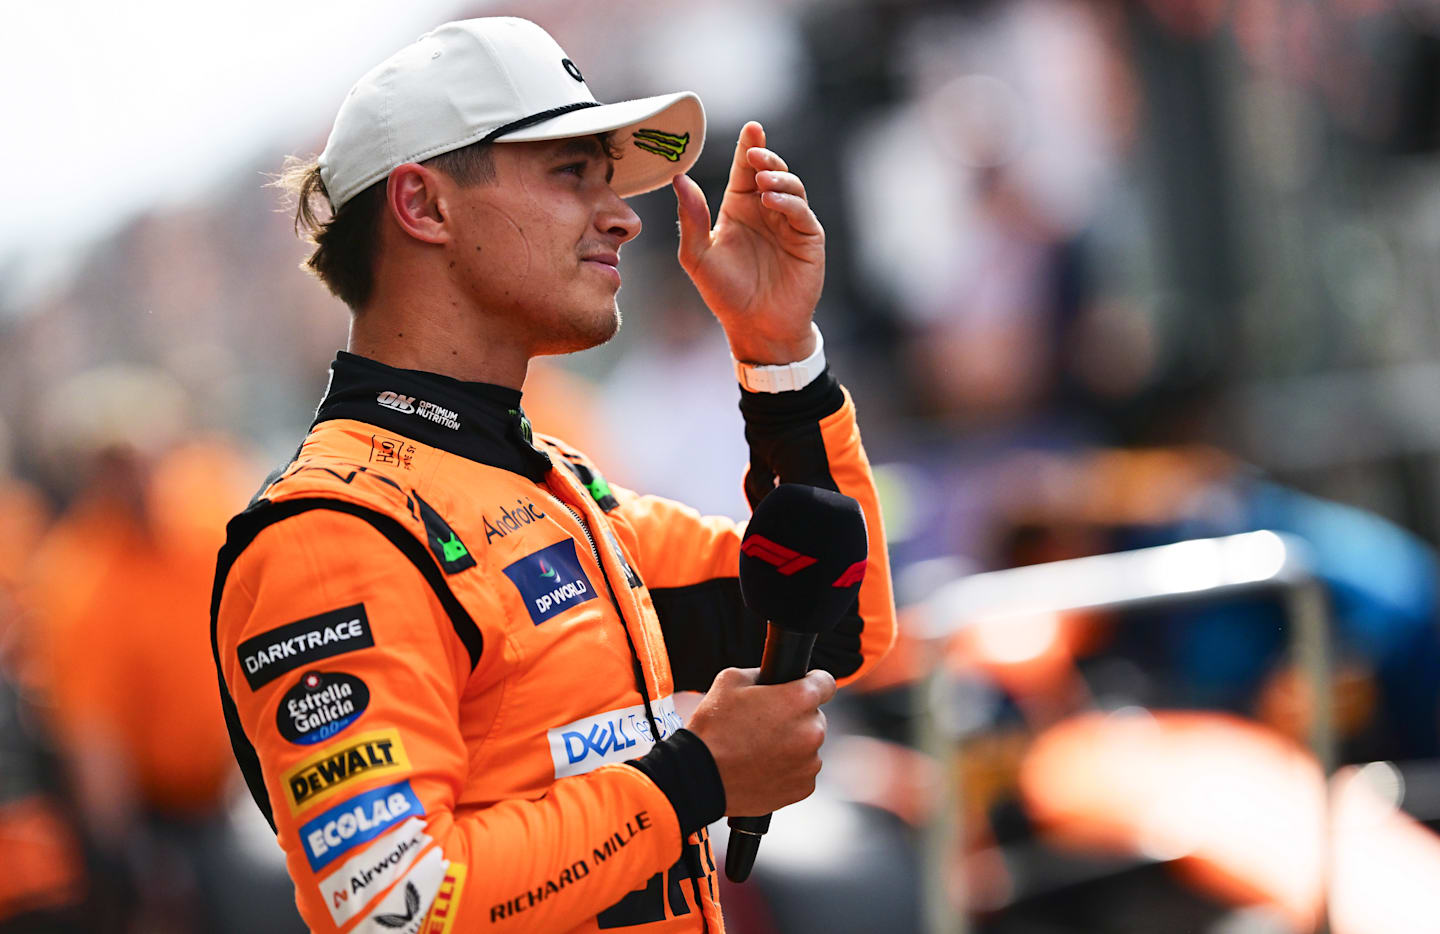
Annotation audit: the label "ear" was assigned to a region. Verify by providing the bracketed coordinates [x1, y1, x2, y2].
[385, 164, 449, 245]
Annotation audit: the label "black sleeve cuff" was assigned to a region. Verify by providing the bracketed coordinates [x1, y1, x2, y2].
[624, 728, 726, 836]
[737, 369, 844, 434]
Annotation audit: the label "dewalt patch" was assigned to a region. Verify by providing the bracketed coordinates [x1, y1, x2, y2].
[282, 728, 411, 814]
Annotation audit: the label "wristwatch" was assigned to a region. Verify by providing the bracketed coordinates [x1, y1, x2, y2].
[732, 323, 826, 393]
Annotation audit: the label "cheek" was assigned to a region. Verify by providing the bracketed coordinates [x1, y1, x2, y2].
[464, 203, 532, 287]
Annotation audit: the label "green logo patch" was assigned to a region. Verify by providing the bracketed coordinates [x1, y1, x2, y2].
[633, 129, 689, 162]
[416, 493, 476, 575]
[439, 532, 469, 564]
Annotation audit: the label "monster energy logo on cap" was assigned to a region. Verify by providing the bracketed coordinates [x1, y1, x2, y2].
[632, 129, 689, 162]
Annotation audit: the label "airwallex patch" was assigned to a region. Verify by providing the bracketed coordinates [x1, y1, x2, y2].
[278, 670, 370, 745]
[502, 539, 597, 625]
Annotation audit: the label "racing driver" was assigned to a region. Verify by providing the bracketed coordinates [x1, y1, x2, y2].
[211, 16, 896, 933]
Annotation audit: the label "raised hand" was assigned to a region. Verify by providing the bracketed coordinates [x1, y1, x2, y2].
[673, 121, 824, 365]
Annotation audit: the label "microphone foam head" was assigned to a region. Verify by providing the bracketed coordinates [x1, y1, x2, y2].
[739, 484, 868, 634]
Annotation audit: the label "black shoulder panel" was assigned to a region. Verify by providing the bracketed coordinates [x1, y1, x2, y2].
[209, 496, 484, 832]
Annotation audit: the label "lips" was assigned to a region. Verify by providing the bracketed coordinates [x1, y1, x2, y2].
[581, 251, 619, 268]
[581, 251, 621, 286]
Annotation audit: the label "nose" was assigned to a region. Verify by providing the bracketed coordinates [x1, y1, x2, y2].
[596, 185, 642, 245]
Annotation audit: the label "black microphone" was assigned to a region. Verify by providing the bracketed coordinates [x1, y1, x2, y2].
[725, 483, 869, 884]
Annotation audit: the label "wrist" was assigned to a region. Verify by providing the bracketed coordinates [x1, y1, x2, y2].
[727, 323, 817, 366]
[733, 323, 826, 394]
[623, 728, 727, 836]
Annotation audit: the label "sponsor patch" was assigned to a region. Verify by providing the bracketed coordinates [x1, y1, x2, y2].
[377, 391, 460, 431]
[563, 459, 620, 512]
[237, 604, 374, 690]
[502, 540, 597, 625]
[300, 780, 425, 872]
[633, 129, 690, 162]
[419, 862, 467, 934]
[354, 846, 448, 933]
[278, 671, 370, 745]
[317, 817, 431, 927]
[415, 494, 476, 575]
[492, 812, 652, 923]
[482, 497, 546, 544]
[547, 695, 684, 779]
[283, 728, 411, 813]
[369, 434, 417, 471]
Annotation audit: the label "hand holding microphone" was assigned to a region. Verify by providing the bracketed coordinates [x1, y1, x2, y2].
[685, 483, 869, 883]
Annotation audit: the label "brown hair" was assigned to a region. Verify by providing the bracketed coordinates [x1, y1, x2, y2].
[272, 142, 499, 311]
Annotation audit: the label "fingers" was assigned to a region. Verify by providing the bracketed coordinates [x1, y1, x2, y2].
[725, 121, 767, 194]
[746, 146, 790, 174]
[711, 666, 759, 691]
[709, 666, 834, 712]
[756, 169, 805, 200]
[760, 191, 824, 237]
[672, 173, 713, 270]
[804, 668, 838, 706]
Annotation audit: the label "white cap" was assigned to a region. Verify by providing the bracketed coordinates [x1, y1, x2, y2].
[318, 17, 706, 208]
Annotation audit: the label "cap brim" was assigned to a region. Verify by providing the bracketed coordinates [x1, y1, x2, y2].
[494, 91, 705, 198]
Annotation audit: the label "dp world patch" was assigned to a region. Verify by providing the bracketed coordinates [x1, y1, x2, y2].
[503, 539, 597, 625]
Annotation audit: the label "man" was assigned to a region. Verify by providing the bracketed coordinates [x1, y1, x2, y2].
[212, 17, 895, 933]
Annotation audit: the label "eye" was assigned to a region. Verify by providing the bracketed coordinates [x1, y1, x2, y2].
[556, 161, 587, 178]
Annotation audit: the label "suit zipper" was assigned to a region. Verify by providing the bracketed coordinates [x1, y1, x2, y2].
[560, 501, 665, 744]
[562, 497, 710, 932]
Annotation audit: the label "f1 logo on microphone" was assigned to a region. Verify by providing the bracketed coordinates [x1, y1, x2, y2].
[832, 559, 867, 588]
[740, 535, 817, 575]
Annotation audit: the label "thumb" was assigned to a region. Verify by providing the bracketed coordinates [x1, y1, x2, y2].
[673, 173, 712, 271]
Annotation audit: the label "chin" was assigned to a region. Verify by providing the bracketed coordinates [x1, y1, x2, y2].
[538, 303, 621, 356]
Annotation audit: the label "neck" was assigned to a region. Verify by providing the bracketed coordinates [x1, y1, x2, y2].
[349, 278, 531, 390]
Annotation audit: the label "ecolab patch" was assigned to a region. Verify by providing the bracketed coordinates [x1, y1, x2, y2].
[278, 671, 370, 745]
[282, 728, 411, 814]
[300, 779, 424, 872]
[237, 604, 374, 690]
[353, 845, 448, 933]
[502, 539, 597, 625]
[316, 817, 431, 927]
[418, 862, 467, 934]
[547, 694, 685, 779]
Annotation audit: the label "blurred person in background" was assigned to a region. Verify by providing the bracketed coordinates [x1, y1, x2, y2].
[0, 472, 89, 933]
[212, 16, 894, 934]
[21, 366, 299, 934]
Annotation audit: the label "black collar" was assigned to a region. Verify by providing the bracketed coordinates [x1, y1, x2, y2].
[312, 352, 552, 481]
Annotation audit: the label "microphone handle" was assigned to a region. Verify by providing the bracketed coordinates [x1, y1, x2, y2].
[724, 623, 819, 883]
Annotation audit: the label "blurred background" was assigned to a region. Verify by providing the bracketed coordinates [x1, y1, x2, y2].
[5, 0, 1440, 931]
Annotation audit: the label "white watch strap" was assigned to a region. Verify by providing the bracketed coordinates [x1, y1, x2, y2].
[733, 324, 826, 393]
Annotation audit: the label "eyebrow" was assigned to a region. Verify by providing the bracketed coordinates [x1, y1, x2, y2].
[553, 137, 615, 183]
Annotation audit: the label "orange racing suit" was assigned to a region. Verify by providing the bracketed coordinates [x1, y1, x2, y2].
[211, 351, 896, 933]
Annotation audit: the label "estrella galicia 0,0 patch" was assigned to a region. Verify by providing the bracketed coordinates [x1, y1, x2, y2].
[278, 670, 370, 745]
[236, 604, 374, 690]
[502, 539, 597, 625]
